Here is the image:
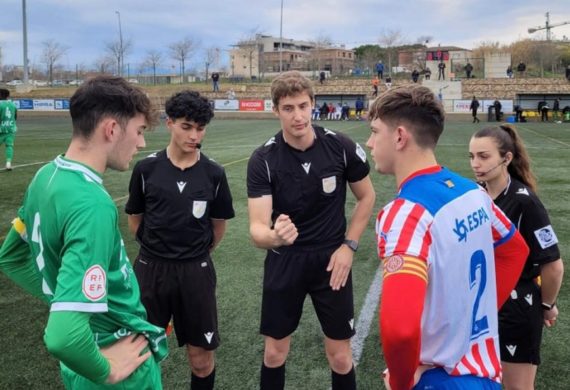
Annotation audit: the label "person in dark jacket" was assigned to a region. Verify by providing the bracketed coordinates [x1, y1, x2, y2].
[494, 99, 502, 122]
[470, 96, 480, 123]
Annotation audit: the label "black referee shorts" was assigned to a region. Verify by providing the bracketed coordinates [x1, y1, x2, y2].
[498, 279, 542, 365]
[134, 254, 219, 350]
[260, 246, 355, 340]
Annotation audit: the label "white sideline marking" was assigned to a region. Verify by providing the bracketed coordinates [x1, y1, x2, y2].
[352, 265, 382, 366]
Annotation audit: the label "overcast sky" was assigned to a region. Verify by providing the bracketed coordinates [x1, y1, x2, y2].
[1, 0, 570, 72]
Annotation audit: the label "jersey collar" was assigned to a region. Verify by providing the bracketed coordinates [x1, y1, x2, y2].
[55, 155, 103, 185]
[399, 165, 442, 190]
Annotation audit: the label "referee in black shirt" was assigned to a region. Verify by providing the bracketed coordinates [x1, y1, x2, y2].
[247, 71, 376, 390]
[126, 90, 234, 390]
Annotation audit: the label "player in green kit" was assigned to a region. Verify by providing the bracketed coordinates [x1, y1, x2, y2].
[0, 76, 168, 389]
[0, 88, 18, 170]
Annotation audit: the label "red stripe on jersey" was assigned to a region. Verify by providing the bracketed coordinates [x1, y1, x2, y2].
[485, 338, 501, 381]
[394, 203, 425, 254]
[471, 343, 489, 378]
[377, 199, 405, 258]
[418, 222, 432, 260]
[456, 355, 477, 376]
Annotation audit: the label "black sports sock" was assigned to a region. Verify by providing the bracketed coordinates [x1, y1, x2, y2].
[191, 368, 215, 390]
[331, 366, 356, 390]
[260, 362, 285, 390]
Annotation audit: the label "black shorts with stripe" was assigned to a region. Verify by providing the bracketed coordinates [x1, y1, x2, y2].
[498, 279, 543, 364]
[134, 254, 219, 350]
[260, 246, 355, 340]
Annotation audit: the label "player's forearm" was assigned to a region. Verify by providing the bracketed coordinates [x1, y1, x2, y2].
[0, 225, 46, 301]
[127, 214, 142, 237]
[210, 219, 227, 252]
[540, 259, 564, 305]
[44, 311, 110, 384]
[249, 222, 282, 249]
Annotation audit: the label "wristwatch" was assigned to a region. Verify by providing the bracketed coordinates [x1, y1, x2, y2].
[541, 302, 556, 311]
[343, 239, 359, 252]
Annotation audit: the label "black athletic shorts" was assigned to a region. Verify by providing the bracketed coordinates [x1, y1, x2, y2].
[134, 254, 219, 350]
[498, 279, 542, 364]
[260, 246, 355, 340]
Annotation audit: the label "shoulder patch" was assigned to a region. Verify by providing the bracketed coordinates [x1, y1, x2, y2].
[355, 143, 367, 163]
[533, 225, 558, 249]
[82, 265, 106, 301]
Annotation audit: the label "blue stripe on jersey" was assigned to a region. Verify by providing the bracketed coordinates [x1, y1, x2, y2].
[399, 167, 479, 216]
[494, 224, 515, 248]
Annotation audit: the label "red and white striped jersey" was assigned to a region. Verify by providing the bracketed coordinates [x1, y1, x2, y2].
[377, 166, 516, 383]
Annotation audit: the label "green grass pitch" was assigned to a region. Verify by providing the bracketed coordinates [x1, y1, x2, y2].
[0, 115, 568, 389]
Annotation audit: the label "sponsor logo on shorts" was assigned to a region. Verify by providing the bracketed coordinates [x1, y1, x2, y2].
[204, 332, 214, 344]
[82, 265, 106, 301]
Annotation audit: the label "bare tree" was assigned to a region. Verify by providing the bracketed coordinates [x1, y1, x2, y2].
[106, 38, 132, 76]
[94, 55, 115, 75]
[204, 46, 220, 82]
[41, 39, 68, 85]
[145, 50, 162, 85]
[378, 29, 404, 76]
[310, 33, 333, 73]
[169, 37, 197, 83]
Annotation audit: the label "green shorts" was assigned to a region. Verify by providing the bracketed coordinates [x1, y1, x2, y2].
[0, 133, 15, 147]
[60, 355, 162, 390]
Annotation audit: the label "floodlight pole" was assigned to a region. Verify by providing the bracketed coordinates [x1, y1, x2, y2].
[115, 11, 124, 76]
[279, 0, 283, 73]
[22, 0, 29, 84]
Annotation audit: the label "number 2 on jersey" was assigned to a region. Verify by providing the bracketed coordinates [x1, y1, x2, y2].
[470, 250, 489, 340]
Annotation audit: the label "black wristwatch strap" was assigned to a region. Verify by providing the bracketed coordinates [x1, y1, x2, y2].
[541, 302, 556, 311]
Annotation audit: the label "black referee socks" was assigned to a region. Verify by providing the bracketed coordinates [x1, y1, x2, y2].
[331, 366, 356, 390]
[191, 368, 215, 390]
[260, 362, 286, 390]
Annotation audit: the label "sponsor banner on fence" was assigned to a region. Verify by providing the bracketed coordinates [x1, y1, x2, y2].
[33, 99, 55, 111]
[14, 99, 70, 111]
[264, 100, 273, 112]
[55, 99, 70, 110]
[214, 99, 239, 111]
[453, 99, 513, 114]
[239, 100, 264, 111]
[15, 99, 34, 110]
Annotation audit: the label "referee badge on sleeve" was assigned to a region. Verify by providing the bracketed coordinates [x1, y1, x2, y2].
[534, 225, 558, 249]
[322, 176, 336, 194]
[192, 200, 207, 218]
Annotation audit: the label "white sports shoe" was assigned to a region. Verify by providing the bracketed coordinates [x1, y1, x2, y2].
[5, 161, 12, 170]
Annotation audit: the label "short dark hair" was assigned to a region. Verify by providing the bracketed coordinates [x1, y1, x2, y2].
[271, 71, 314, 108]
[368, 85, 445, 149]
[165, 90, 213, 126]
[69, 76, 157, 139]
[0, 88, 9, 99]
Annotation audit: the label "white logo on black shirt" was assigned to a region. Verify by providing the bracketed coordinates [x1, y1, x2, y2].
[516, 188, 529, 196]
[349, 318, 354, 330]
[524, 294, 533, 306]
[510, 290, 518, 300]
[355, 143, 367, 163]
[506, 345, 517, 356]
[204, 332, 214, 344]
[534, 225, 558, 249]
[302, 162, 311, 174]
[177, 181, 187, 193]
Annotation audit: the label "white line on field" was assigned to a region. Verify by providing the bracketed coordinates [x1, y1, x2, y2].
[352, 265, 382, 366]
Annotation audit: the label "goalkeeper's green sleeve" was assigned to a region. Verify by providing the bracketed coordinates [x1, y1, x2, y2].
[0, 222, 46, 301]
[44, 311, 110, 384]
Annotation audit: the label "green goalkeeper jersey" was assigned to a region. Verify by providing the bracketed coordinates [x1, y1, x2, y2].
[0, 99, 17, 134]
[18, 155, 168, 361]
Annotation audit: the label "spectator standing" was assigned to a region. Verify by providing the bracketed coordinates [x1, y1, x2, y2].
[553, 98, 561, 121]
[506, 65, 514, 79]
[437, 61, 446, 80]
[384, 76, 392, 90]
[540, 102, 549, 122]
[517, 62, 526, 78]
[470, 96, 480, 123]
[411, 69, 419, 83]
[424, 67, 431, 80]
[372, 76, 379, 97]
[375, 61, 384, 79]
[494, 99, 502, 122]
[355, 97, 364, 120]
[320, 102, 328, 120]
[0, 88, 17, 170]
[464, 62, 474, 78]
[319, 71, 326, 85]
[211, 72, 220, 92]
